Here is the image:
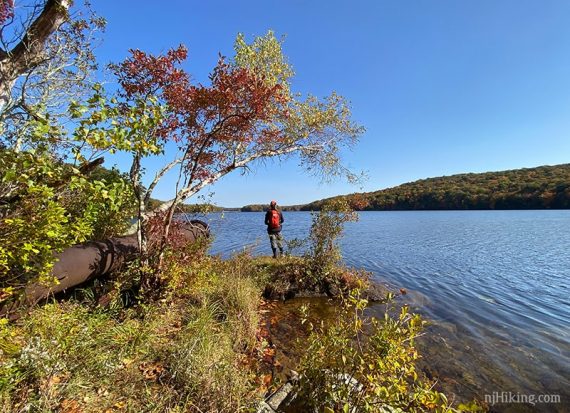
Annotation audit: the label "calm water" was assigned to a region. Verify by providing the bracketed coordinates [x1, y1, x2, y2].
[206, 210, 570, 411]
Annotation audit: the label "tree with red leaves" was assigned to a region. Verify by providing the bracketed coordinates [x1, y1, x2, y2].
[74, 31, 364, 279]
[0, 0, 14, 26]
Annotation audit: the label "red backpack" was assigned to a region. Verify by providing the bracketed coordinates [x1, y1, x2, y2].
[269, 210, 280, 229]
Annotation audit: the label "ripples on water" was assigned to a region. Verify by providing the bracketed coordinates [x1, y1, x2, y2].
[206, 210, 570, 411]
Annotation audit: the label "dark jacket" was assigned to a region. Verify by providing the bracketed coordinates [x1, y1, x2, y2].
[265, 208, 284, 234]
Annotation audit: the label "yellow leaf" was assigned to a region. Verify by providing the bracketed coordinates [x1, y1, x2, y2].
[122, 358, 134, 366]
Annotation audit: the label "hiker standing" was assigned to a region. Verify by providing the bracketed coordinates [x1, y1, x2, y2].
[265, 200, 284, 258]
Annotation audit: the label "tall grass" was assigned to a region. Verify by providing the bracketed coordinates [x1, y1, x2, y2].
[0, 252, 265, 412]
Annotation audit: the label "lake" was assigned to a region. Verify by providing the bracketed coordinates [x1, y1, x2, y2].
[205, 210, 570, 411]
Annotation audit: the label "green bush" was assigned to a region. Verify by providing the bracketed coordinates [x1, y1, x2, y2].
[0, 148, 135, 302]
[296, 290, 453, 412]
[305, 198, 358, 283]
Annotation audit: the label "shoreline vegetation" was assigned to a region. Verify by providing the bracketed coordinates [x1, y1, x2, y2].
[0, 198, 482, 413]
[0, 253, 481, 412]
[0, 200, 485, 412]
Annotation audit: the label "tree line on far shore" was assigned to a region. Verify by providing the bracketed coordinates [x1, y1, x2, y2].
[238, 164, 570, 211]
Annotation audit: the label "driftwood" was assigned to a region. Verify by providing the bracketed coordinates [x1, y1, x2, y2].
[1, 220, 209, 318]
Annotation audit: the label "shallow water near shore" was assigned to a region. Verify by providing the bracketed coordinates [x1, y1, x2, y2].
[205, 210, 570, 411]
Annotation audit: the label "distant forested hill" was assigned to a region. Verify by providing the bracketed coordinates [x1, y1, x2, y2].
[299, 164, 570, 211]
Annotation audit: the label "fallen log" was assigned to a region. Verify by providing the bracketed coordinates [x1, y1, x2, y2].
[1, 220, 209, 318]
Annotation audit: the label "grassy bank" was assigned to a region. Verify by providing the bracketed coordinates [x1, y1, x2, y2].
[0, 250, 268, 412]
[0, 247, 481, 412]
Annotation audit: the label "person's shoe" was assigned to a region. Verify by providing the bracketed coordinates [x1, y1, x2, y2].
[272, 248, 278, 259]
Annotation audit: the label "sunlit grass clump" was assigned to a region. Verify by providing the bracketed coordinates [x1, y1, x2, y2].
[0, 251, 265, 412]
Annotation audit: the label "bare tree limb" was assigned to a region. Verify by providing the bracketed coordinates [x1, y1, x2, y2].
[143, 156, 183, 206]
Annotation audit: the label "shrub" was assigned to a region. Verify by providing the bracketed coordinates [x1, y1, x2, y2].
[295, 289, 453, 412]
[0, 149, 135, 303]
[305, 198, 358, 283]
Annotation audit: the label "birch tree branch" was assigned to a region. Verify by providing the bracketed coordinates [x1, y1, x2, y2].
[153, 143, 310, 214]
[143, 157, 183, 206]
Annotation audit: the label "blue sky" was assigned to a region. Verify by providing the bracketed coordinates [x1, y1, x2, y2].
[88, 1, 570, 207]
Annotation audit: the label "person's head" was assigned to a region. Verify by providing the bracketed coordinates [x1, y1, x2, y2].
[270, 200, 277, 209]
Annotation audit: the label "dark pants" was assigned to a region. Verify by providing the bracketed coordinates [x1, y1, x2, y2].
[269, 232, 284, 256]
